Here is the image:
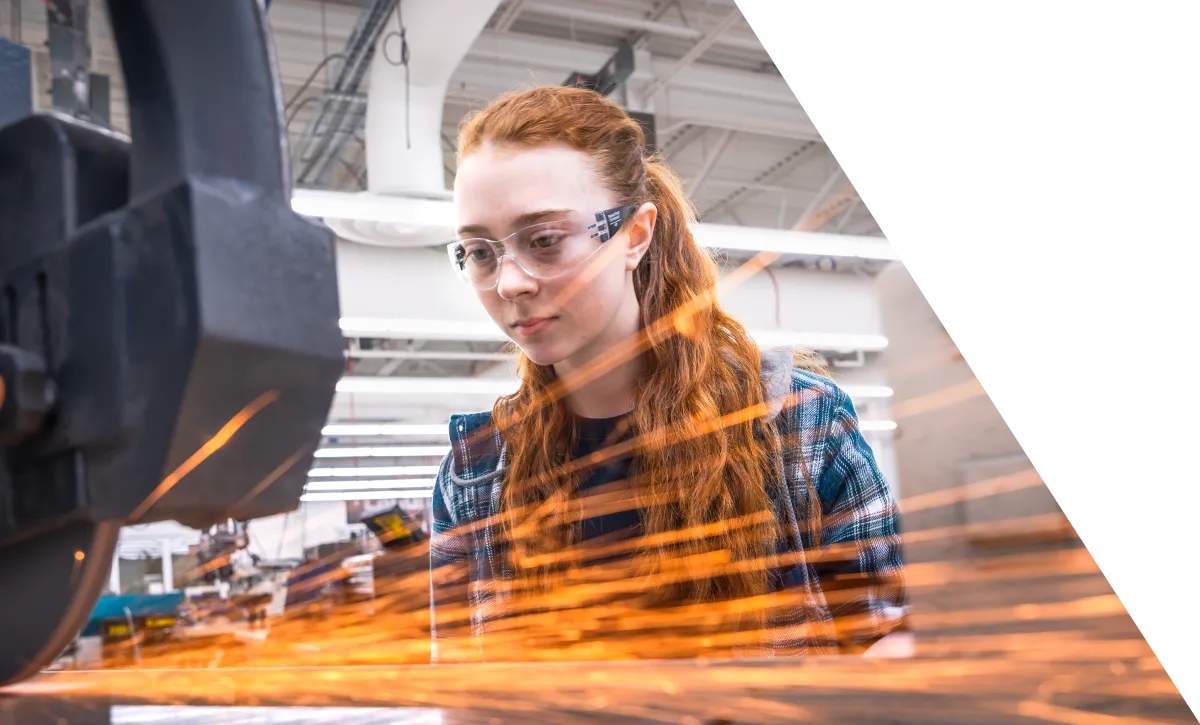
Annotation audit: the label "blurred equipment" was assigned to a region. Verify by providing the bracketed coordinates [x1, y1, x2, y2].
[80, 593, 184, 666]
[45, 0, 110, 125]
[362, 505, 429, 550]
[562, 39, 635, 96]
[562, 39, 657, 153]
[281, 507, 430, 616]
[0, 1, 344, 686]
[0, 37, 31, 128]
[194, 522, 251, 585]
[82, 594, 185, 640]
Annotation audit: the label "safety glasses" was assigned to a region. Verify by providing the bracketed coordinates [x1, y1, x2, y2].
[447, 206, 639, 291]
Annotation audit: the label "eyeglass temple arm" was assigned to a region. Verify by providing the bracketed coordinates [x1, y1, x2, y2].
[588, 205, 640, 242]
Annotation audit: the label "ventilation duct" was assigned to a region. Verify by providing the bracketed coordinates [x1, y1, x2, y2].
[325, 0, 503, 247]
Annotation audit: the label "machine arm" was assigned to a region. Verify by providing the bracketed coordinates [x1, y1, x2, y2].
[0, 0, 343, 685]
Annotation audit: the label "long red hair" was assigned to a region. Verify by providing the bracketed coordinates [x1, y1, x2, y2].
[457, 87, 811, 612]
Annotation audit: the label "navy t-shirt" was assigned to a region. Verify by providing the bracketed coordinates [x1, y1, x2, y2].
[568, 414, 792, 603]
[568, 413, 743, 649]
[572, 413, 641, 549]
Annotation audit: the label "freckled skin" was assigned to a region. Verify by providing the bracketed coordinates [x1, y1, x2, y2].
[454, 142, 655, 369]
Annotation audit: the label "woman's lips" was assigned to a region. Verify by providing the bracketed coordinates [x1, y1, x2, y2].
[511, 317, 556, 336]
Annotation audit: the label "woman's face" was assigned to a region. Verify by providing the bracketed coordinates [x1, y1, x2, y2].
[453, 142, 654, 368]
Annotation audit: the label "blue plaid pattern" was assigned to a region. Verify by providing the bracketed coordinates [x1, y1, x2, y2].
[429, 350, 909, 661]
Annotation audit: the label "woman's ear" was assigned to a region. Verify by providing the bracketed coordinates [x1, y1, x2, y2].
[625, 202, 658, 271]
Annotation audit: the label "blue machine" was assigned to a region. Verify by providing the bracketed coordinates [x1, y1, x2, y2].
[79, 593, 185, 639]
[0, 37, 31, 128]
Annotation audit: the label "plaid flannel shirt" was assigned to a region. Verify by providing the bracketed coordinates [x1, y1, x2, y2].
[429, 347, 909, 662]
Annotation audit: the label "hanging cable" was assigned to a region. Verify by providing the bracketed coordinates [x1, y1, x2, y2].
[284, 53, 347, 115]
[763, 265, 783, 328]
[380, 1, 412, 150]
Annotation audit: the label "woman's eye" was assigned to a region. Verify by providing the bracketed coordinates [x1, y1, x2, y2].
[531, 234, 561, 248]
[457, 244, 494, 264]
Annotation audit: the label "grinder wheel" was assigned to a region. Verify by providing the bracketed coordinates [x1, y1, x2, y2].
[0, 521, 120, 686]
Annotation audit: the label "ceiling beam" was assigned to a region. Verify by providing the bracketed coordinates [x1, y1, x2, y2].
[662, 123, 708, 158]
[450, 57, 820, 141]
[833, 198, 863, 233]
[686, 128, 736, 196]
[518, 2, 763, 54]
[633, 0, 686, 51]
[493, 0, 527, 32]
[792, 168, 848, 230]
[642, 9, 742, 99]
[699, 141, 827, 218]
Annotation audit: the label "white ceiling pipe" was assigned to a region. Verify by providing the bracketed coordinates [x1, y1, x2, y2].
[314, 445, 452, 459]
[347, 347, 519, 363]
[336, 377, 517, 396]
[334, 0, 502, 247]
[322, 423, 447, 437]
[330, 244, 889, 359]
[305, 479, 436, 492]
[301, 490, 434, 502]
[295, 190, 897, 260]
[310, 465, 442, 477]
[338, 317, 888, 354]
[333, 376, 893, 401]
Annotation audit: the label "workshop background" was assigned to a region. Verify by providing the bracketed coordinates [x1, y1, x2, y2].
[1, 0, 1103, 662]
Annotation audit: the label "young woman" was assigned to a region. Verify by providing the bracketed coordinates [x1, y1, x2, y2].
[429, 86, 908, 663]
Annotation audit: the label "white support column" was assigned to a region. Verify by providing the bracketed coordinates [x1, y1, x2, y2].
[160, 540, 174, 593]
[364, 0, 503, 197]
[109, 555, 121, 595]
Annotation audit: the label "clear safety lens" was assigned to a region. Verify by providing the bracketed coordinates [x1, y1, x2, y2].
[447, 206, 636, 290]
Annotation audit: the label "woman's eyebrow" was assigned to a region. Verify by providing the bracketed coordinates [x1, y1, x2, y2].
[456, 209, 575, 237]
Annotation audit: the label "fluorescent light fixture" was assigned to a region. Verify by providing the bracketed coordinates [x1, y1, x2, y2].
[339, 317, 504, 341]
[322, 418, 898, 442]
[301, 490, 435, 502]
[314, 423, 896, 461]
[335, 376, 892, 401]
[694, 222, 899, 260]
[314, 445, 451, 459]
[336, 377, 519, 396]
[310, 465, 441, 478]
[338, 318, 889, 353]
[750, 330, 889, 352]
[841, 385, 894, 400]
[305, 479, 435, 492]
[291, 189, 453, 228]
[291, 190, 897, 261]
[322, 423, 447, 437]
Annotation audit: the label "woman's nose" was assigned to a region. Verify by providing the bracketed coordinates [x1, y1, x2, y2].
[495, 257, 538, 300]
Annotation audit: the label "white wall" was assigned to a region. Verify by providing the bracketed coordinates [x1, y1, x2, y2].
[336, 241, 885, 337]
[332, 243, 892, 419]
[245, 501, 350, 561]
[875, 262, 1064, 545]
[116, 502, 351, 570]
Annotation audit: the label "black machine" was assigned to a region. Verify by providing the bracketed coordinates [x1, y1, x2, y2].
[562, 40, 635, 97]
[0, 0, 343, 686]
[563, 40, 657, 154]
